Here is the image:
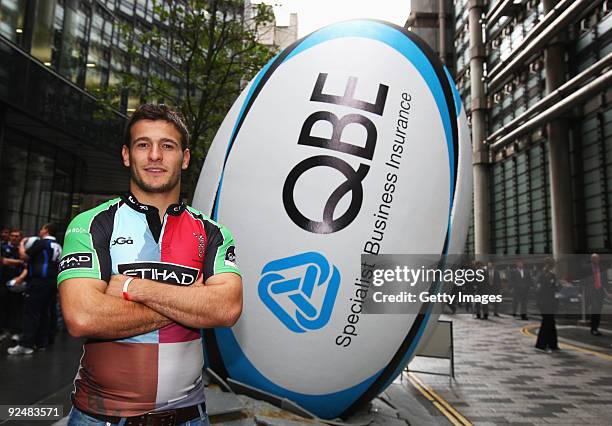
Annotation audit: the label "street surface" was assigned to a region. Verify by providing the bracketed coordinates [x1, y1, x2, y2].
[2, 315, 611, 425]
[410, 314, 612, 425]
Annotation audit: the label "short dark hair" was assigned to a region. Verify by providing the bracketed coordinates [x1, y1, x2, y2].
[42, 223, 56, 236]
[123, 104, 189, 150]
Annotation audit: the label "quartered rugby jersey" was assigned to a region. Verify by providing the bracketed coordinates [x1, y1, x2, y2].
[57, 193, 240, 417]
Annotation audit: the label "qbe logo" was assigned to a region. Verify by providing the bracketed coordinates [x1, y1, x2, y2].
[282, 73, 388, 234]
[258, 252, 341, 333]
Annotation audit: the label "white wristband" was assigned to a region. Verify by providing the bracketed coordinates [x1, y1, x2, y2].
[122, 277, 135, 301]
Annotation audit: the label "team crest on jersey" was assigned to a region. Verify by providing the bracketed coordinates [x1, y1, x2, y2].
[225, 245, 237, 267]
[193, 233, 205, 258]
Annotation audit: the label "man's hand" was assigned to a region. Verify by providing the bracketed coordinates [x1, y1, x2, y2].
[128, 272, 242, 328]
[2, 258, 23, 266]
[106, 274, 129, 298]
[60, 277, 174, 339]
[106, 273, 205, 300]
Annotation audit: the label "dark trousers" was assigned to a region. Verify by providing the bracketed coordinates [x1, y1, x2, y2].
[591, 297, 603, 332]
[22, 278, 55, 349]
[474, 302, 489, 318]
[513, 290, 529, 316]
[536, 314, 558, 350]
[8, 291, 24, 334]
[0, 283, 9, 332]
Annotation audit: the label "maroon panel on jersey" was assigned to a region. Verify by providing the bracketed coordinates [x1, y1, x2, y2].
[75, 342, 158, 416]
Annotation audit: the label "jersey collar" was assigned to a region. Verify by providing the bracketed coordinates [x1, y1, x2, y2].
[122, 192, 186, 216]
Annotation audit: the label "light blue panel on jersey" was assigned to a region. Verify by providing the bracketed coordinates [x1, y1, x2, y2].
[110, 204, 161, 273]
[117, 329, 160, 344]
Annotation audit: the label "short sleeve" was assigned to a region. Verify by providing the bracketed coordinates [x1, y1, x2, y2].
[203, 222, 241, 280]
[26, 240, 45, 258]
[57, 202, 117, 286]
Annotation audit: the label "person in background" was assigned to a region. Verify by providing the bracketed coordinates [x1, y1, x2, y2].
[510, 260, 531, 320]
[589, 253, 609, 336]
[7, 223, 62, 355]
[473, 261, 489, 320]
[535, 257, 560, 353]
[1, 229, 25, 342]
[1, 226, 9, 244]
[0, 228, 24, 342]
[487, 261, 502, 317]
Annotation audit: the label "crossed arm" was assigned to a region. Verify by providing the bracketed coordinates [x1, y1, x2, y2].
[59, 273, 242, 339]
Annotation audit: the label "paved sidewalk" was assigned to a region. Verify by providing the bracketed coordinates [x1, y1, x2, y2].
[409, 314, 612, 425]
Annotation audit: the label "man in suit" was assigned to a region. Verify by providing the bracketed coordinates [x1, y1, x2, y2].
[589, 253, 609, 336]
[510, 260, 531, 320]
[473, 261, 489, 319]
[487, 261, 502, 317]
[535, 257, 559, 352]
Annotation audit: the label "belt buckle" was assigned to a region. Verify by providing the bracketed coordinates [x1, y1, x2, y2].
[145, 410, 176, 426]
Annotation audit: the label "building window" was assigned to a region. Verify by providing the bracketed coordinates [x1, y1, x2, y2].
[58, 1, 91, 86]
[0, 0, 26, 43]
[0, 128, 76, 236]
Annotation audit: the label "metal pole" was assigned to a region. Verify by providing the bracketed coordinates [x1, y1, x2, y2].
[488, 52, 612, 144]
[450, 320, 455, 379]
[489, 71, 612, 150]
[488, 0, 592, 91]
[438, 0, 446, 65]
[469, 0, 490, 256]
[485, 0, 512, 29]
[544, 0, 572, 275]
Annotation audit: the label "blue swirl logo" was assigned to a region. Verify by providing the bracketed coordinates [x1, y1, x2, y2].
[258, 252, 341, 333]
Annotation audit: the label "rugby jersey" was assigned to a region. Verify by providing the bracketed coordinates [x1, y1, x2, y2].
[57, 193, 240, 416]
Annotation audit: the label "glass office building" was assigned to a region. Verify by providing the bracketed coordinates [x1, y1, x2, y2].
[411, 0, 612, 256]
[0, 0, 179, 236]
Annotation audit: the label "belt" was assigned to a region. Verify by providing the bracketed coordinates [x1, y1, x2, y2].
[79, 403, 205, 426]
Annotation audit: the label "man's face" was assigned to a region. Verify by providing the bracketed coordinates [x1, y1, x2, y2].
[9, 231, 20, 245]
[122, 120, 190, 194]
[39, 226, 48, 238]
[1, 228, 9, 242]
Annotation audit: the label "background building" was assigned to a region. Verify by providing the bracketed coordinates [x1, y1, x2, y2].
[406, 0, 455, 74]
[0, 0, 233, 237]
[246, 0, 298, 50]
[410, 0, 612, 259]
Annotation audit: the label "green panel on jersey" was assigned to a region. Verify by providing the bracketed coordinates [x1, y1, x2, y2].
[57, 198, 120, 286]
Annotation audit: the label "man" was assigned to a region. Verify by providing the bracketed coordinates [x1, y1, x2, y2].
[535, 257, 559, 353]
[510, 260, 531, 320]
[58, 104, 242, 426]
[486, 261, 502, 317]
[589, 253, 609, 336]
[1, 226, 9, 244]
[0, 229, 25, 341]
[473, 261, 489, 319]
[7, 224, 61, 354]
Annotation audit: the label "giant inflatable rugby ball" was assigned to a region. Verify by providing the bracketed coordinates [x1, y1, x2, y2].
[193, 20, 471, 419]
